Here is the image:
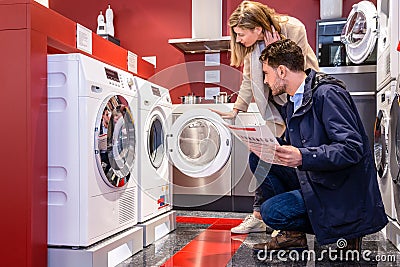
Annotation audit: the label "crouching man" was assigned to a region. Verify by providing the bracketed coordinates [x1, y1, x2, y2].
[253, 39, 388, 255]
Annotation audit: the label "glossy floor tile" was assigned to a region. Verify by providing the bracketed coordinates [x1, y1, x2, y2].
[118, 211, 400, 266]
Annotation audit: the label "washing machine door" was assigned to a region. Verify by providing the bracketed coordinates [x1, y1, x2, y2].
[168, 109, 232, 178]
[147, 109, 166, 169]
[390, 94, 400, 221]
[341, 0, 377, 64]
[390, 95, 400, 180]
[374, 110, 388, 177]
[95, 95, 136, 188]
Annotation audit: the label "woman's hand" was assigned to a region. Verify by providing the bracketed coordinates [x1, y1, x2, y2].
[264, 26, 281, 46]
[209, 108, 239, 120]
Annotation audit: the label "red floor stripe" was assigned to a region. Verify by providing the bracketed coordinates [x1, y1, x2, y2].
[161, 216, 247, 267]
[176, 216, 221, 225]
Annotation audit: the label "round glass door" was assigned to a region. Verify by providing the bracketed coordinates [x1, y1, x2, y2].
[168, 108, 231, 178]
[95, 95, 136, 188]
[390, 95, 400, 182]
[374, 110, 388, 178]
[340, 0, 377, 64]
[395, 100, 400, 181]
[390, 94, 400, 222]
[148, 113, 165, 169]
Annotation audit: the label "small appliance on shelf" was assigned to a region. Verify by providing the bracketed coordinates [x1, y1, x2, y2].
[96, 4, 120, 46]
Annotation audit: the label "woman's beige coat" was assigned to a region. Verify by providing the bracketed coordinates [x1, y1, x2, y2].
[233, 16, 319, 136]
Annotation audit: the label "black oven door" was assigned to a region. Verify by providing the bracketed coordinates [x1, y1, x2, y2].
[319, 42, 347, 67]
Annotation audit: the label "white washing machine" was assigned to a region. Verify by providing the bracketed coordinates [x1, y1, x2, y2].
[376, 0, 400, 89]
[342, 0, 399, 89]
[133, 76, 173, 223]
[342, 0, 399, 218]
[47, 53, 138, 247]
[343, 0, 400, 246]
[390, 84, 400, 223]
[170, 103, 264, 209]
[375, 83, 396, 219]
[341, 1, 378, 66]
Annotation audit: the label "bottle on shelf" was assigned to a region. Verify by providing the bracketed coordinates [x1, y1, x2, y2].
[96, 11, 106, 35]
[105, 4, 114, 37]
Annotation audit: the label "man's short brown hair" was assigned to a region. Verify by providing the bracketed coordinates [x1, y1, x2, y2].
[259, 39, 305, 72]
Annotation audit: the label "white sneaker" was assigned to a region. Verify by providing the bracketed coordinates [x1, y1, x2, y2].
[231, 214, 267, 234]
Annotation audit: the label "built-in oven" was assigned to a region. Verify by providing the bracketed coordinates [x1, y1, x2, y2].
[317, 19, 348, 66]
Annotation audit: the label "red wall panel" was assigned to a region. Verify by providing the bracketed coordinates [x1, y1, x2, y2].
[0, 28, 48, 267]
[0, 2, 156, 265]
[50, 0, 191, 72]
[0, 29, 29, 266]
[50, 0, 377, 104]
[29, 29, 48, 267]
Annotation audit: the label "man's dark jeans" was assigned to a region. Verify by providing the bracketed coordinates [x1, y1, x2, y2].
[249, 152, 313, 233]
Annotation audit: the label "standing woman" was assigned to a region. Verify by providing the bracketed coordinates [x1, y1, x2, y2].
[217, 1, 319, 235]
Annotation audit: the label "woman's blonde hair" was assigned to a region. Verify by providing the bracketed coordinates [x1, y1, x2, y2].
[229, 1, 286, 67]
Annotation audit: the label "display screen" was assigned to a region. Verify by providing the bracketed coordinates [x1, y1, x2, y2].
[151, 86, 161, 97]
[105, 67, 120, 82]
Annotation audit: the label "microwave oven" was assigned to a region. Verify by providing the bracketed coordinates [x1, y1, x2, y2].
[316, 19, 376, 67]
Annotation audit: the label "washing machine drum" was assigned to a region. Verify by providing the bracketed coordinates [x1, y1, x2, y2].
[374, 110, 389, 178]
[178, 118, 221, 166]
[95, 95, 136, 188]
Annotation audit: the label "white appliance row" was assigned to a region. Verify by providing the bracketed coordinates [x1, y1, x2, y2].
[47, 54, 176, 265]
[48, 52, 264, 251]
[353, 0, 400, 223]
[48, 52, 272, 252]
[342, 0, 400, 249]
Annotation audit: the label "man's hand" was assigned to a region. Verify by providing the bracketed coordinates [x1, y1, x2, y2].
[275, 145, 302, 167]
[209, 108, 239, 120]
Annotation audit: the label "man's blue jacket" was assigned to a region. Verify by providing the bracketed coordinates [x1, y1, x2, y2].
[281, 69, 388, 245]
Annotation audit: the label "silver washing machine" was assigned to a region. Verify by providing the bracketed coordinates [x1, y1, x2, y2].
[169, 103, 264, 211]
[170, 104, 233, 208]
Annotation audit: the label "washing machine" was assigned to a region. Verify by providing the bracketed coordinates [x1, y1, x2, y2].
[170, 103, 264, 210]
[341, 1, 378, 67]
[376, 0, 400, 226]
[47, 53, 138, 247]
[376, 0, 400, 88]
[342, 0, 400, 243]
[170, 104, 233, 208]
[133, 76, 173, 223]
[342, 0, 400, 216]
[390, 82, 400, 223]
[341, 0, 399, 89]
[375, 83, 396, 219]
